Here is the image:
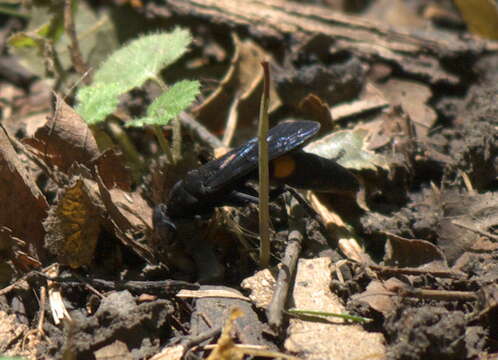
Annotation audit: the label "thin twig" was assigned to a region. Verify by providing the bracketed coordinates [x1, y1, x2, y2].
[267, 192, 307, 330]
[64, 0, 89, 80]
[35, 272, 199, 294]
[182, 326, 222, 349]
[397, 287, 478, 302]
[267, 229, 303, 330]
[452, 220, 498, 241]
[179, 112, 223, 149]
[368, 264, 466, 279]
[37, 286, 47, 336]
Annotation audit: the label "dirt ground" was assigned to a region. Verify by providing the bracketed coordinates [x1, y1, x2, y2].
[0, 1, 497, 359]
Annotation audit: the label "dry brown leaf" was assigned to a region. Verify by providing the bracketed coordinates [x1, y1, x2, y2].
[376, 78, 436, 138]
[44, 177, 101, 268]
[298, 94, 334, 135]
[193, 34, 278, 140]
[23, 95, 101, 171]
[384, 232, 448, 270]
[438, 191, 498, 263]
[93, 149, 132, 191]
[330, 83, 388, 122]
[0, 226, 41, 274]
[351, 278, 402, 315]
[361, 104, 415, 151]
[0, 125, 47, 260]
[22, 95, 132, 190]
[95, 171, 154, 262]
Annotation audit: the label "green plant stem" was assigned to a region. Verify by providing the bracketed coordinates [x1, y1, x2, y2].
[104, 119, 145, 180]
[258, 61, 271, 268]
[152, 125, 173, 163]
[150, 76, 177, 162]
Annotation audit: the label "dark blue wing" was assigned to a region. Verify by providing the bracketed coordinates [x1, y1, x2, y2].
[201, 120, 320, 192]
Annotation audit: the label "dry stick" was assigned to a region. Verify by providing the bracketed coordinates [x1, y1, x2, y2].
[267, 193, 307, 329]
[64, 0, 89, 81]
[179, 112, 223, 149]
[452, 220, 498, 241]
[172, 117, 183, 163]
[0, 281, 18, 297]
[182, 327, 222, 351]
[258, 61, 271, 268]
[37, 286, 47, 336]
[267, 229, 303, 330]
[397, 287, 478, 302]
[35, 272, 199, 294]
[368, 264, 466, 279]
[151, 327, 222, 360]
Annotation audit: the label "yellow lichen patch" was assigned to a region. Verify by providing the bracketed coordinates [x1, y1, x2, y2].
[44, 178, 100, 268]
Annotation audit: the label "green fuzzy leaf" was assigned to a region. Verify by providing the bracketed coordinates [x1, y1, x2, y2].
[93, 29, 192, 93]
[127, 80, 200, 127]
[75, 83, 122, 125]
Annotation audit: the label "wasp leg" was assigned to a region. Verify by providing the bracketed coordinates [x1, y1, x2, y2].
[225, 185, 287, 206]
[285, 186, 330, 237]
[153, 204, 177, 241]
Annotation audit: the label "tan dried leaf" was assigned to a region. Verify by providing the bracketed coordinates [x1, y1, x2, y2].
[384, 232, 448, 270]
[377, 78, 436, 137]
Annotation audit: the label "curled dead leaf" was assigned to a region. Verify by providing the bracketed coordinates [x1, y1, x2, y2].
[23, 95, 132, 191]
[193, 34, 278, 140]
[384, 232, 448, 270]
[0, 125, 47, 261]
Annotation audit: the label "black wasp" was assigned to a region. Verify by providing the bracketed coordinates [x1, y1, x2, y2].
[154, 120, 359, 236]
